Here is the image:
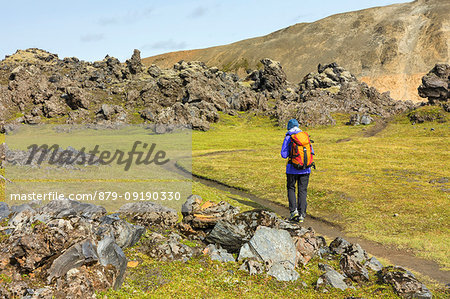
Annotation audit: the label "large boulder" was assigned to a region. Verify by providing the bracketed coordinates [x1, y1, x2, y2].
[47, 239, 99, 282]
[267, 261, 300, 282]
[258, 58, 287, 92]
[418, 64, 449, 105]
[247, 226, 297, 267]
[340, 254, 369, 282]
[329, 237, 351, 255]
[292, 227, 326, 265]
[64, 87, 90, 110]
[237, 226, 299, 282]
[246, 58, 287, 94]
[97, 236, 128, 290]
[97, 214, 145, 249]
[245, 226, 300, 281]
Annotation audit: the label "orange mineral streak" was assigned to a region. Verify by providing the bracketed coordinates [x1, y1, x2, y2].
[199, 201, 214, 210]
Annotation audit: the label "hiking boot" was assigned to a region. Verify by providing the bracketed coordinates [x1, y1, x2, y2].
[298, 215, 304, 223]
[289, 210, 300, 222]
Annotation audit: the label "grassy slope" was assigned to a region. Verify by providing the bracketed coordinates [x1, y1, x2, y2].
[191, 113, 450, 270]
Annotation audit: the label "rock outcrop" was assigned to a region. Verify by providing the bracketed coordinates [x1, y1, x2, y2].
[0, 49, 417, 130]
[275, 62, 415, 127]
[418, 64, 449, 111]
[246, 58, 287, 95]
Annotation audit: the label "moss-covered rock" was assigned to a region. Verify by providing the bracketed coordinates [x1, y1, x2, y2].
[407, 105, 447, 123]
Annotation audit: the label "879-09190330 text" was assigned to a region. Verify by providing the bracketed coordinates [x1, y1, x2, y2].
[9, 191, 182, 201]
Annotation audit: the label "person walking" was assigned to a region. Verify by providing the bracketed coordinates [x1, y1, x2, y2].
[280, 119, 314, 222]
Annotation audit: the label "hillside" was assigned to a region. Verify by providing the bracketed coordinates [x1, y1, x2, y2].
[143, 0, 450, 102]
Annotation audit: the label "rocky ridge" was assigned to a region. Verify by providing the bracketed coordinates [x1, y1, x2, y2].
[0, 48, 267, 131]
[272, 62, 415, 127]
[0, 49, 417, 131]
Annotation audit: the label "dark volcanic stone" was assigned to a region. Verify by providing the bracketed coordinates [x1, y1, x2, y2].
[48, 239, 99, 281]
[378, 266, 432, 298]
[126, 49, 143, 75]
[317, 269, 349, 290]
[418, 64, 449, 104]
[329, 237, 351, 255]
[97, 236, 128, 290]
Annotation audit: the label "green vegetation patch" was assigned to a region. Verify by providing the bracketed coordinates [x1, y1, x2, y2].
[407, 105, 447, 123]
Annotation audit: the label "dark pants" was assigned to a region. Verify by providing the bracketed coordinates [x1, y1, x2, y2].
[287, 173, 310, 216]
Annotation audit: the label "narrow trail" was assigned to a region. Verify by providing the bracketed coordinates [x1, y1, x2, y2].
[337, 118, 389, 143]
[165, 157, 449, 285]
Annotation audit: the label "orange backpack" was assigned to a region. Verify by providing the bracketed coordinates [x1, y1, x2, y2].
[289, 131, 315, 169]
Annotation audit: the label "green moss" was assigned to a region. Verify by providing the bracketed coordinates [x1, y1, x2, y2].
[31, 220, 44, 230]
[179, 239, 199, 248]
[129, 111, 145, 124]
[0, 273, 12, 284]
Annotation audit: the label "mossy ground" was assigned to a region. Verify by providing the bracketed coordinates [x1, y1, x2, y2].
[407, 105, 447, 123]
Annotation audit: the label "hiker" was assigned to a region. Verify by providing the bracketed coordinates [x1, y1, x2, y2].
[281, 119, 314, 222]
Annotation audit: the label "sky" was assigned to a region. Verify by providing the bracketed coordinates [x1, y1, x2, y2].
[1, 0, 410, 62]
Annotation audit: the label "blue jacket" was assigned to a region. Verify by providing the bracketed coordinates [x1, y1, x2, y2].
[281, 127, 314, 174]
